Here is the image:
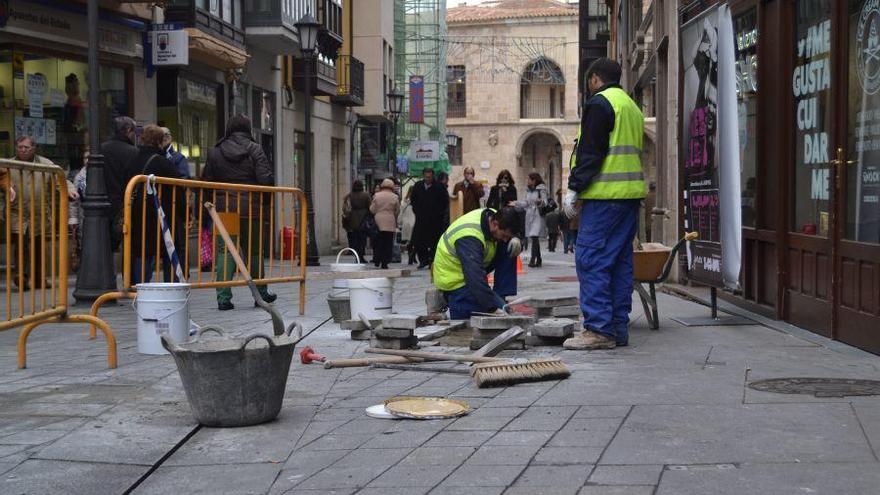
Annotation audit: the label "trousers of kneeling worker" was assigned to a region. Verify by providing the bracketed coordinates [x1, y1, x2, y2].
[431, 207, 523, 319]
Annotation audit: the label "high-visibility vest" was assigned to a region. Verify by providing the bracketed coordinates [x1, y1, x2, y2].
[569, 87, 646, 200]
[432, 208, 498, 292]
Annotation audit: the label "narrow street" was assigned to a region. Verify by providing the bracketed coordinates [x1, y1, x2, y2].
[1, 250, 878, 494]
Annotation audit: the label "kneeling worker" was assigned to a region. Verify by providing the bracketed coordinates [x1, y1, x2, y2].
[432, 207, 523, 319]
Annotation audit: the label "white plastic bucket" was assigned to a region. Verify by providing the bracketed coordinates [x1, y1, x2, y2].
[349, 277, 393, 319]
[331, 248, 367, 297]
[135, 283, 191, 355]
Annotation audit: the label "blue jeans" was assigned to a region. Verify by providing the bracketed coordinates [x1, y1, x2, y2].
[576, 199, 639, 343]
[445, 241, 517, 320]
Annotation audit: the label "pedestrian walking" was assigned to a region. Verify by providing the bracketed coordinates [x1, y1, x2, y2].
[101, 116, 138, 251]
[369, 179, 400, 269]
[127, 125, 186, 284]
[545, 208, 560, 252]
[562, 58, 646, 350]
[512, 172, 548, 268]
[201, 114, 276, 311]
[452, 166, 484, 214]
[161, 127, 191, 179]
[409, 168, 448, 268]
[342, 180, 372, 262]
[486, 169, 525, 249]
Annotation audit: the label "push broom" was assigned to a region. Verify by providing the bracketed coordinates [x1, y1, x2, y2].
[364, 348, 571, 388]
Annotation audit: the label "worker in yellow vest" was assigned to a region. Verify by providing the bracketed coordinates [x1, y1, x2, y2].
[432, 207, 523, 319]
[561, 58, 646, 350]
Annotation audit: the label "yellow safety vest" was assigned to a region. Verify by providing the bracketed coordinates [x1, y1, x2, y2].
[432, 208, 498, 292]
[569, 87, 646, 200]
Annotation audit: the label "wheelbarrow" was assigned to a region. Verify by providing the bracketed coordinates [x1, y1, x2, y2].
[633, 232, 698, 330]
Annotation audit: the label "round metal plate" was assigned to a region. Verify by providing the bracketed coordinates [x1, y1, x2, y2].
[748, 378, 880, 398]
[383, 396, 471, 420]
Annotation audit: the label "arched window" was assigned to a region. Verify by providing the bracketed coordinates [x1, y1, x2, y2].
[520, 58, 565, 119]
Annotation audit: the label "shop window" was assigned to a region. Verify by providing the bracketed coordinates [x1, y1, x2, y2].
[357, 122, 387, 171]
[735, 9, 758, 228]
[447, 65, 466, 118]
[158, 76, 220, 179]
[792, 0, 832, 236]
[0, 49, 129, 172]
[847, 0, 880, 243]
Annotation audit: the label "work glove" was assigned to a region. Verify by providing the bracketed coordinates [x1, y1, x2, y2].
[507, 237, 523, 258]
[562, 189, 579, 219]
[492, 308, 508, 316]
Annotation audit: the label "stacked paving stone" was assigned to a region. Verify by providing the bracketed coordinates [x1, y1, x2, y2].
[371, 314, 421, 349]
[527, 318, 577, 346]
[468, 314, 535, 351]
[340, 318, 383, 341]
[525, 294, 580, 346]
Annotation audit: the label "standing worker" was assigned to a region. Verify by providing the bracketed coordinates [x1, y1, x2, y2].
[562, 58, 645, 350]
[432, 207, 522, 319]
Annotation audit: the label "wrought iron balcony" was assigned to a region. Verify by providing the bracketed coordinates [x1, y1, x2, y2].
[164, 0, 245, 49]
[332, 55, 365, 107]
[292, 58, 338, 97]
[243, 0, 316, 53]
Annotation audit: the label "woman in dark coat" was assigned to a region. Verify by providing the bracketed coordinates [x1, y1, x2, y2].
[342, 180, 372, 261]
[486, 169, 526, 247]
[128, 124, 186, 284]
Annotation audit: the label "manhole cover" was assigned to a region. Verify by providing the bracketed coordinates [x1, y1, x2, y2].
[747, 378, 880, 398]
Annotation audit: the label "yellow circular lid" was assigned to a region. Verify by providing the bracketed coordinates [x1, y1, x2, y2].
[383, 396, 471, 419]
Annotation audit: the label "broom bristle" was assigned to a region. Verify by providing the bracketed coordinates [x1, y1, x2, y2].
[470, 358, 571, 388]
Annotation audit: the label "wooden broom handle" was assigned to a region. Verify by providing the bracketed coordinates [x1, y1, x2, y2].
[323, 356, 424, 368]
[365, 348, 503, 363]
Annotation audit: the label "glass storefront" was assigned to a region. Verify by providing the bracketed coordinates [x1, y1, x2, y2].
[0, 49, 129, 171]
[735, 9, 758, 228]
[847, 0, 880, 243]
[792, 0, 833, 236]
[158, 76, 220, 178]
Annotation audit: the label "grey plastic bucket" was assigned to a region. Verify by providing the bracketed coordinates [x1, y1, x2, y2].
[161, 325, 300, 427]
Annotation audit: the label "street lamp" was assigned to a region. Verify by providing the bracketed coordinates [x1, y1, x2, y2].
[295, 12, 323, 267]
[73, 0, 116, 303]
[387, 87, 404, 174]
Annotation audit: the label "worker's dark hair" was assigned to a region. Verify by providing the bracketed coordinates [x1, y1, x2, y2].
[225, 114, 252, 137]
[586, 57, 622, 85]
[492, 207, 520, 232]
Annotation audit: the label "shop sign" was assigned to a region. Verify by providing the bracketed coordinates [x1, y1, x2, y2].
[0, 1, 139, 58]
[152, 25, 188, 66]
[680, 5, 743, 290]
[409, 140, 440, 162]
[182, 80, 216, 106]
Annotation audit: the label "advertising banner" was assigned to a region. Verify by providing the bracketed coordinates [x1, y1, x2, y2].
[681, 5, 742, 289]
[409, 75, 424, 123]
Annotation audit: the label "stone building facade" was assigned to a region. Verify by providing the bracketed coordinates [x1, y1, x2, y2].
[445, 0, 581, 197]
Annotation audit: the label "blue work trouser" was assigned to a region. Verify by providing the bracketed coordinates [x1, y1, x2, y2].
[576, 199, 640, 343]
[445, 242, 517, 320]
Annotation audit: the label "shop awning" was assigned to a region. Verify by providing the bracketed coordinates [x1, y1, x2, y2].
[186, 28, 249, 70]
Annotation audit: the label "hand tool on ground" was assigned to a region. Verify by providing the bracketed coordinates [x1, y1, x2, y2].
[370, 363, 470, 375]
[299, 346, 326, 364]
[364, 345, 570, 388]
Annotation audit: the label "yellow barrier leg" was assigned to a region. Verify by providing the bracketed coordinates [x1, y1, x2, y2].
[18, 315, 118, 369]
[88, 292, 128, 339]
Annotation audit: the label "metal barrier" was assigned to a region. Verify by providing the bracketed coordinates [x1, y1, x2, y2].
[0, 158, 117, 369]
[88, 175, 308, 338]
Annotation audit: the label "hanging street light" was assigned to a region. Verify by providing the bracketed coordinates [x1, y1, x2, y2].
[387, 87, 404, 175]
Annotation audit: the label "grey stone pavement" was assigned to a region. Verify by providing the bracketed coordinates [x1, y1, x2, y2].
[2, 248, 880, 494]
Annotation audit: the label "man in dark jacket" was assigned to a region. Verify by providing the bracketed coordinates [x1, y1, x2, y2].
[101, 116, 138, 250]
[409, 167, 449, 269]
[202, 114, 275, 310]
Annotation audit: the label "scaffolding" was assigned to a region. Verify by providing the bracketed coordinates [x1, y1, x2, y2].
[394, 0, 449, 176]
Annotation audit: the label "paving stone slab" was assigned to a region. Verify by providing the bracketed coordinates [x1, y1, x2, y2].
[603, 403, 876, 464]
[533, 318, 576, 338]
[533, 447, 605, 465]
[399, 446, 475, 466]
[467, 444, 541, 465]
[425, 288, 447, 313]
[514, 464, 592, 487]
[551, 305, 581, 317]
[367, 463, 459, 487]
[446, 415, 513, 431]
[359, 488, 430, 495]
[350, 329, 371, 340]
[340, 319, 383, 331]
[505, 487, 581, 495]
[579, 487, 654, 495]
[373, 327, 415, 339]
[485, 430, 555, 446]
[470, 315, 535, 330]
[429, 486, 505, 495]
[382, 314, 422, 330]
[442, 464, 525, 486]
[0, 459, 144, 495]
[425, 430, 495, 447]
[527, 294, 579, 308]
[469, 339, 527, 351]
[655, 462, 880, 495]
[136, 463, 282, 494]
[588, 465, 664, 485]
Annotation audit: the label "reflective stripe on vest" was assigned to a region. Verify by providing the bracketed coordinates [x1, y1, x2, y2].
[570, 87, 647, 200]
[432, 208, 497, 292]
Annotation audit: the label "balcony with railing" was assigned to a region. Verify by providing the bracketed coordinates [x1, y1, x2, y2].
[164, 0, 246, 49]
[243, 0, 315, 53]
[520, 98, 565, 120]
[447, 101, 466, 119]
[332, 55, 365, 107]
